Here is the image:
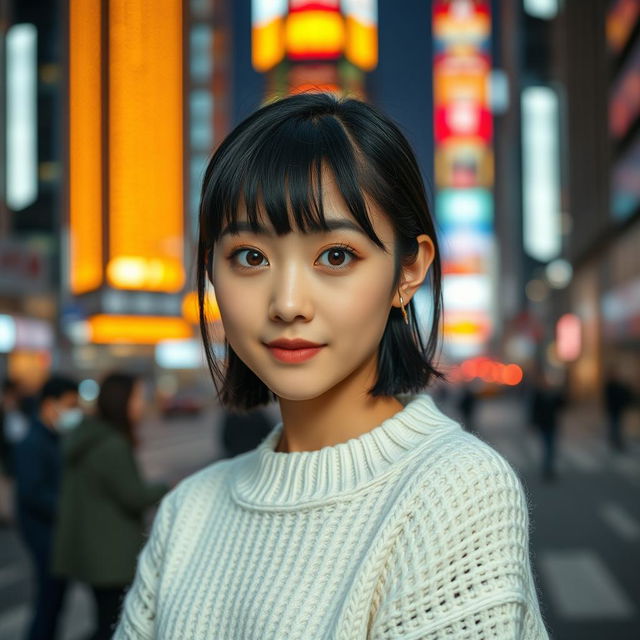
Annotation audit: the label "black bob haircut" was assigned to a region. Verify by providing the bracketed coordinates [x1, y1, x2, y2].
[97, 372, 139, 447]
[197, 92, 443, 410]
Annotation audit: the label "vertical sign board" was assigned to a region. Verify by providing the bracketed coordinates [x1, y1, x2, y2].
[432, 0, 495, 359]
[69, 0, 103, 294]
[6, 24, 38, 212]
[69, 0, 185, 295]
[108, 0, 185, 293]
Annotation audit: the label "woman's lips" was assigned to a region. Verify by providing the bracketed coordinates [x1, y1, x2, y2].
[265, 344, 325, 363]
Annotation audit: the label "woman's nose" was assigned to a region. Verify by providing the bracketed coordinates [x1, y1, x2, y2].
[267, 265, 314, 323]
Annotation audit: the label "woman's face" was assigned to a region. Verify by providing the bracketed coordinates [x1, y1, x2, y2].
[127, 380, 145, 426]
[211, 172, 402, 402]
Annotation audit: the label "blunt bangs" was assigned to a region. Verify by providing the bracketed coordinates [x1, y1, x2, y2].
[197, 92, 444, 410]
[199, 108, 385, 252]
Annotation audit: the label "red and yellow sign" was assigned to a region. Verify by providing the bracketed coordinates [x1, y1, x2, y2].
[252, 0, 378, 73]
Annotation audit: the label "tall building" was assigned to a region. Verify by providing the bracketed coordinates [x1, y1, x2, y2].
[63, 0, 230, 383]
[1, 1, 232, 390]
[0, 0, 60, 391]
[494, 0, 639, 407]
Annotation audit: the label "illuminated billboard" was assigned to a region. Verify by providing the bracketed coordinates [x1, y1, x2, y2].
[6, 24, 38, 212]
[432, 0, 495, 359]
[252, 0, 378, 94]
[68, 0, 185, 296]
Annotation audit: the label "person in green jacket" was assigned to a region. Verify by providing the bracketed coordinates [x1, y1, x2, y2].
[52, 372, 169, 640]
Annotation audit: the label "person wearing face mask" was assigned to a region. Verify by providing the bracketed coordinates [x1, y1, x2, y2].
[52, 372, 169, 640]
[13, 375, 80, 640]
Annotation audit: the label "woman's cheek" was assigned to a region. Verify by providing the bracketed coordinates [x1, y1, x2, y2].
[340, 273, 393, 328]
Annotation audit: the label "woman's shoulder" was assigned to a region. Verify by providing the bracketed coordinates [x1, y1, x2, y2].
[408, 426, 528, 514]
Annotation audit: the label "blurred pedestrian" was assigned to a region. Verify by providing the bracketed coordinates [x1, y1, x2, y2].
[13, 375, 80, 640]
[1, 379, 29, 523]
[1, 379, 29, 470]
[603, 370, 633, 453]
[457, 384, 477, 433]
[529, 371, 565, 482]
[53, 372, 169, 640]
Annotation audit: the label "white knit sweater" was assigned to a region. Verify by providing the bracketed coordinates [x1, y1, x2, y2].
[114, 393, 550, 639]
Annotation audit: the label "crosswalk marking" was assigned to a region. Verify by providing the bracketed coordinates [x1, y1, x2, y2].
[600, 503, 640, 541]
[560, 446, 602, 472]
[539, 550, 636, 620]
[484, 428, 640, 481]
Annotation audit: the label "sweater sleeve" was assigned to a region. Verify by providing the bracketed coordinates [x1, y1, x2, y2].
[369, 443, 550, 640]
[113, 486, 177, 639]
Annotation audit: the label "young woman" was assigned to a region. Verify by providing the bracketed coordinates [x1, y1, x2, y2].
[53, 373, 169, 640]
[114, 93, 549, 639]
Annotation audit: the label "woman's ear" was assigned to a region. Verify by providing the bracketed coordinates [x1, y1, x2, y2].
[393, 234, 435, 307]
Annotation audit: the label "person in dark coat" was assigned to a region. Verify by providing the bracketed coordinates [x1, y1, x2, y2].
[603, 370, 633, 452]
[457, 384, 477, 433]
[13, 375, 80, 640]
[53, 372, 169, 640]
[529, 372, 565, 482]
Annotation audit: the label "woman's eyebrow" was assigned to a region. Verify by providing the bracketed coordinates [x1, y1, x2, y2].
[220, 219, 368, 238]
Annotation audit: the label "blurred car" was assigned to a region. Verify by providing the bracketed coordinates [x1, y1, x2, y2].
[160, 391, 206, 418]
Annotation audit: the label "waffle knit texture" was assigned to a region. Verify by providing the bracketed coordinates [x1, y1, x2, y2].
[114, 393, 550, 639]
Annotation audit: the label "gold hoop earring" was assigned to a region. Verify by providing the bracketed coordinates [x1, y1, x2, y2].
[399, 292, 409, 325]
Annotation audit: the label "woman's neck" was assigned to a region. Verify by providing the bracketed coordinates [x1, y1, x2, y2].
[275, 353, 404, 453]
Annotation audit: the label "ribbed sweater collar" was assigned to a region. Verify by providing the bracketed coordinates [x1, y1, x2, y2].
[229, 392, 460, 509]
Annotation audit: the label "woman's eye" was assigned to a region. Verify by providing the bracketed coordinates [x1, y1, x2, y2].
[230, 248, 268, 268]
[229, 245, 357, 270]
[317, 246, 357, 269]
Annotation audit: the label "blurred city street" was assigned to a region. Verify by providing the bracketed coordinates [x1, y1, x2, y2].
[1, 0, 639, 637]
[0, 394, 639, 640]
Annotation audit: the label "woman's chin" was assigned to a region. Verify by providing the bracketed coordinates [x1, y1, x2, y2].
[265, 378, 336, 403]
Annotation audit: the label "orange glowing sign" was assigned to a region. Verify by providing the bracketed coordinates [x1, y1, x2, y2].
[252, 0, 287, 72]
[69, 0, 103, 294]
[285, 9, 345, 60]
[108, 0, 185, 293]
[433, 56, 489, 106]
[343, 0, 378, 71]
[88, 315, 192, 345]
